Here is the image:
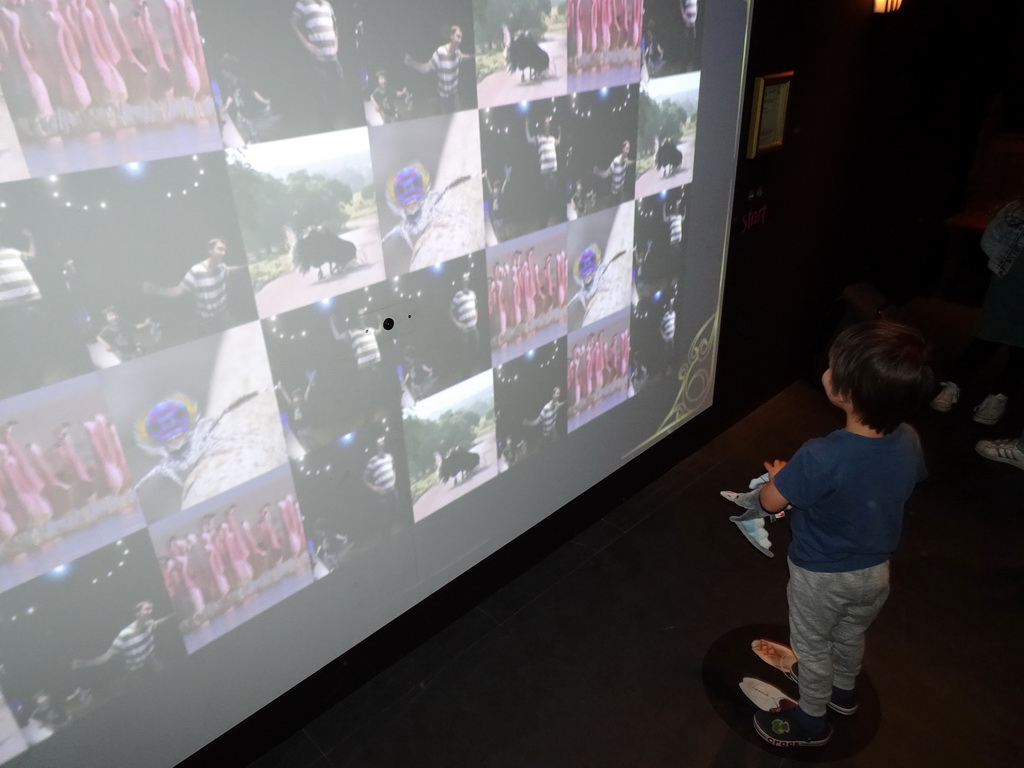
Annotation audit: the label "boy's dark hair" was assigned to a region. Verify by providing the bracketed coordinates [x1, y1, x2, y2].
[827, 320, 934, 435]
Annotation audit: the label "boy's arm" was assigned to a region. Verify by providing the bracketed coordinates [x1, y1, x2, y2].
[758, 459, 790, 513]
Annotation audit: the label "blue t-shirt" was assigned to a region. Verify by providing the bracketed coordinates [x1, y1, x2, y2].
[774, 424, 926, 573]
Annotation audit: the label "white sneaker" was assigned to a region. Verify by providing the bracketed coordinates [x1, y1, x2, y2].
[972, 393, 1008, 425]
[975, 437, 1024, 470]
[930, 381, 960, 412]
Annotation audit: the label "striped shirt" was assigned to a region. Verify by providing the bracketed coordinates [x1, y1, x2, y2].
[667, 214, 683, 244]
[348, 329, 381, 368]
[451, 290, 478, 330]
[183, 262, 229, 318]
[661, 310, 676, 342]
[607, 155, 629, 194]
[111, 620, 157, 672]
[429, 45, 462, 98]
[293, 0, 338, 61]
[365, 453, 396, 492]
[539, 400, 559, 437]
[536, 135, 558, 174]
[0, 247, 40, 307]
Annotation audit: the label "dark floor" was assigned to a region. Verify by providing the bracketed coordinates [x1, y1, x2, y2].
[246, 297, 1024, 768]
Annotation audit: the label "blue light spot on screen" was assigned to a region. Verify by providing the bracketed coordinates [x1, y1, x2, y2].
[339, 432, 356, 445]
[525, 349, 536, 360]
[653, 290, 663, 302]
[431, 262, 444, 274]
[47, 564, 71, 579]
[599, 87, 609, 98]
[318, 297, 334, 310]
[518, 101, 529, 113]
[659, 190, 668, 199]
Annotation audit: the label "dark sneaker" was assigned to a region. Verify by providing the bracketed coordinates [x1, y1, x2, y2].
[753, 708, 832, 747]
[783, 662, 859, 715]
[828, 687, 859, 715]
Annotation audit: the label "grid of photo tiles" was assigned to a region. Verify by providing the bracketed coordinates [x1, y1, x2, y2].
[0, 0, 704, 758]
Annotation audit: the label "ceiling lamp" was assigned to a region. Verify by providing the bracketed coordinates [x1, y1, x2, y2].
[875, 0, 902, 11]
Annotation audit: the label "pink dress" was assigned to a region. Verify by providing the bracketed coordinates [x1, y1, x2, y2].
[567, 356, 579, 406]
[162, 0, 199, 98]
[557, 252, 568, 307]
[620, 331, 629, 376]
[203, 532, 231, 597]
[0, 6, 56, 119]
[1, 451, 52, 524]
[83, 418, 124, 495]
[511, 270, 522, 328]
[0, 487, 17, 541]
[522, 259, 536, 320]
[44, 8, 92, 112]
[279, 496, 305, 559]
[78, 0, 127, 104]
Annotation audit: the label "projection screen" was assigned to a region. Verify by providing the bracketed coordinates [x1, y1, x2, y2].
[0, 0, 750, 764]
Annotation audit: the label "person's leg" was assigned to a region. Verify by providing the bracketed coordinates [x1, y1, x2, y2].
[830, 561, 890, 692]
[787, 559, 836, 720]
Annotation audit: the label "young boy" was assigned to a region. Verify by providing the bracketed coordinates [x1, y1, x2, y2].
[753, 321, 934, 747]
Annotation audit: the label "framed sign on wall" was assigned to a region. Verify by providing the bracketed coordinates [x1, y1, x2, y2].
[746, 71, 794, 159]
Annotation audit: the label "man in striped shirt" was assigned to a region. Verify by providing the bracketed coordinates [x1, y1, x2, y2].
[450, 272, 480, 376]
[594, 140, 635, 205]
[144, 239, 245, 334]
[524, 387, 566, 443]
[0, 228, 39, 308]
[405, 26, 473, 113]
[663, 199, 684, 247]
[291, 0, 345, 130]
[72, 601, 173, 676]
[364, 436, 399, 514]
[0, 228, 44, 396]
[526, 115, 564, 227]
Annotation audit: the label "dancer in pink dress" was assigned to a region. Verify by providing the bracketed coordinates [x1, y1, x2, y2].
[597, 0, 612, 67]
[161, 0, 199, 98]
[632, 0, 643, 48]
[256, 504, 283, 570]
[132, 0, 174, 99]
[201, 516, 231, 598]
[28, 443, 71, 515]
[556, 250, 568, 307]
[2, 424, 44, 496]
[76, 0, 127, 105]
[494, 265, 508, 343]
[182, 1, 209, 95]
[0, 444, 52, 524]
[620, 328, 629, 377]
[568, 345, 581, 407]
[0, 0, 55, 122]
[42, 1, 92, 112]
[0, 486, 17, 542]
[511, 253, 523, 329]
[170, 537, 205, 619]
[83, 415, 127, 495]
[103, 0, 147, 102]
[278, 495, 305, 559]
[219, 517, 253, 586]
[487, 276, 499, 335]
[522, 251, 536, 323]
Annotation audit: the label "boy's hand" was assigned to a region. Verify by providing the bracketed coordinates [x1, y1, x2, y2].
[759, 461, 791, 513]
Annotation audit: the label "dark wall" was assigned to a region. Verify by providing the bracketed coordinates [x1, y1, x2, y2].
[716, 0, 1022, 417]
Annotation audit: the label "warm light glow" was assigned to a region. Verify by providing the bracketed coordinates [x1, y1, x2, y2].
[874, 0, 902, 11]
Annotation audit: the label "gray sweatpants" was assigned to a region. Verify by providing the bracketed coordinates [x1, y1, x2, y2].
[787, 558, 890, 717]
